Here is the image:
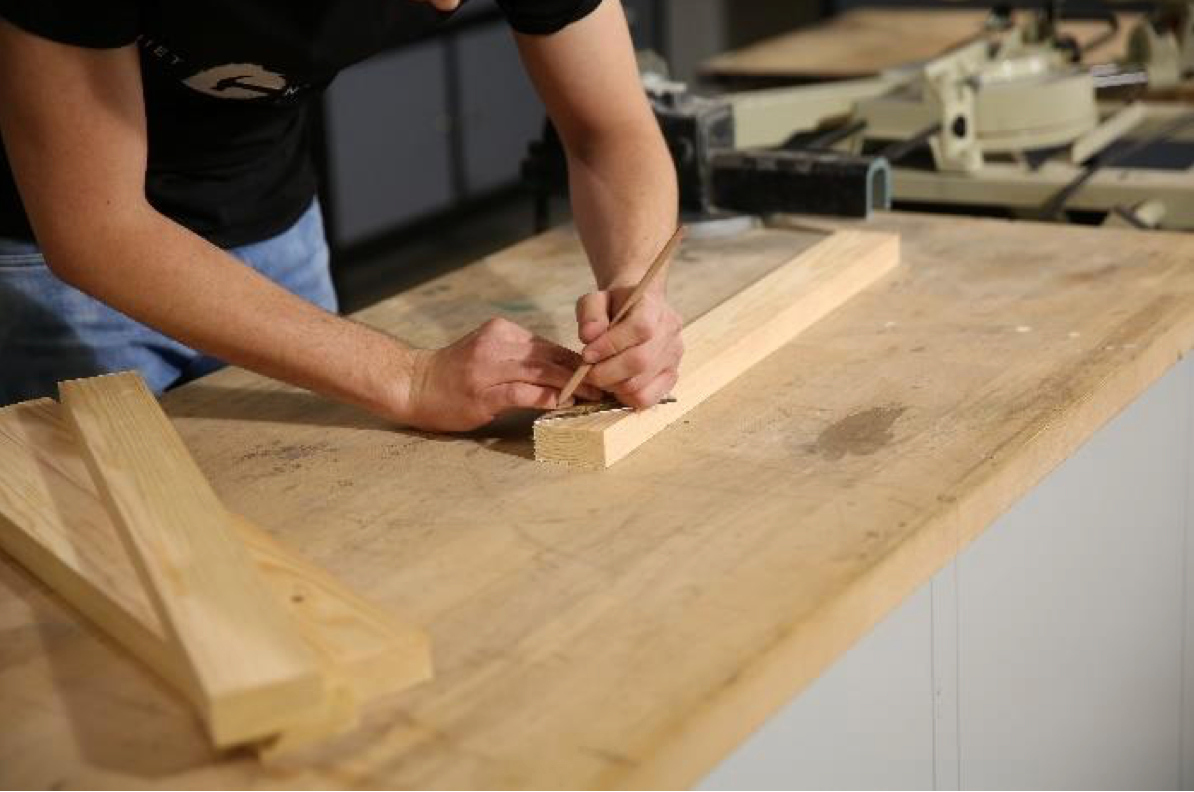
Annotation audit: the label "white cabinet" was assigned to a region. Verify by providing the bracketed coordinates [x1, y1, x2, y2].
[702, 356, 1194, 790]
[325, 42, 453, 247]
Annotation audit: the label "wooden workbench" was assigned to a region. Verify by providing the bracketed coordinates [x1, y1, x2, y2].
[701, 7, 1138, 84]
[3, 212, 1194, 788]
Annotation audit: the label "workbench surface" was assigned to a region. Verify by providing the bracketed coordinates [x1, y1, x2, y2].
[3, 213, 1194, 789]
[701, 7, 1137, 82]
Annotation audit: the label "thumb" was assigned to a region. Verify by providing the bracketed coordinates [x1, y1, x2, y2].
[576, 291, 611, 344]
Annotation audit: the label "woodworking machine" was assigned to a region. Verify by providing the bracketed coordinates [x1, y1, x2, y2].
[522, 57, 894, 234]
[524, 1, 1194, 232]
[719, 0, 1194, 230]
[721, 6, 1194, 230]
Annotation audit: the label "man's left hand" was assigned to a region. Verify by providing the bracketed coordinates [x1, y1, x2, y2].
[574, 286, 683, 409]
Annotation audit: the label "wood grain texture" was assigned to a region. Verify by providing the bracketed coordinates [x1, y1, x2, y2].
[0, 398, 430, 751]
[4, 216, 1194, 788]
[59, 373, 325, 746]
[535, 231, 899, 468]
[701, 8, 1138, 80]
[0, 399, 179, 684]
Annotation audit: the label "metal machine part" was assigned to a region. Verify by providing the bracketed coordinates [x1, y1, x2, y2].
[646, 74, 891, 220]
[713, 8, 1194, 231]
[537, 397, 678, 422]
[854, 35, 1100, 173]
[644, 74, 736, 215]
[710, 149, 891, 218]
[521, 68, 892, 232]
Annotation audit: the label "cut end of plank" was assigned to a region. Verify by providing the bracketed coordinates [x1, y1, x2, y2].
[207, 676, 329, 748]
[533, 418, 608, 470]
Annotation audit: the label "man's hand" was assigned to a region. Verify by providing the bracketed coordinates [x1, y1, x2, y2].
[575, 286, 683, 409]
[515, 1, 681, 409]
[401, 317, 602, 432]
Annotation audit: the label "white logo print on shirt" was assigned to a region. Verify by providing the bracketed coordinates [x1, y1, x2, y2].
[183, 63, 297, 99]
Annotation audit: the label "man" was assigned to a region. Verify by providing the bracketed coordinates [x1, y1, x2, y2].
[0, 0, 682, 431]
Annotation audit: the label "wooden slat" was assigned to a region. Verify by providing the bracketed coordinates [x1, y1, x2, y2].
[58, 373, 325, 746]
[0, 399, 180, 684]
[534, 230, 900, 468]
[0, 398, 431, 750]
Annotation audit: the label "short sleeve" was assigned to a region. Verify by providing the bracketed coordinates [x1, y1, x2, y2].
[0, 0, 139, 48]
[496, 0, 602, 35]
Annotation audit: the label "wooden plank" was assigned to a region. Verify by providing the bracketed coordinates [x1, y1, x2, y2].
[534, 230, 900, 468]
[58, 373, 326, 746]
[0, 399, 180, 685]
[229, 513, 431, 721]
[0, 398, 431, 750]
[701, 8, 1138, 81]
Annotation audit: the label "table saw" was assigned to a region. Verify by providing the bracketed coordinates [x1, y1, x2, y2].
[680, 5, 1194, 232]
[701, 6, 1187, 93]
[1, 212, 1193, 788]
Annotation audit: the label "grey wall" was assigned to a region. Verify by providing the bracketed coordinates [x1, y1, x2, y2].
[701, 354, 1194, 789]
[322, 0, 671, 251]
[662, 0, 822, 84]
[325, 42, 455, 247]
[456, 24, 544, 196]
[324, 9, 544, 249]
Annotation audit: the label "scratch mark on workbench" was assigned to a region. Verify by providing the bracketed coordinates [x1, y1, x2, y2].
[581, 745, 638, 769]
[492, 299, 537, 313]
[1062, 263, 1118, 284]
[808, 405, 907, 461]
[238, 440, 332, 464]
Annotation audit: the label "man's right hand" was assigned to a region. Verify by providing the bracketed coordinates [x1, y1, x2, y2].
[398, 317, 602, 432]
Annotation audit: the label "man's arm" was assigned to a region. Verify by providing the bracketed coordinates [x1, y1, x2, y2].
[514, 0, 682, 409]
[0, 18, 597, 430]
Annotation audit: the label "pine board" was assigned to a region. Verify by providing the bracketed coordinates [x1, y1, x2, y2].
[534, 230, 899, 468]
[0, 398, 431, 753]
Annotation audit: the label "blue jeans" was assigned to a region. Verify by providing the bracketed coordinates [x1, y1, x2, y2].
[0, 199, 337, 406]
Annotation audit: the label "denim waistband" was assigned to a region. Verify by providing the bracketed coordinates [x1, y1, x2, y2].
[0, 236, 42, 257]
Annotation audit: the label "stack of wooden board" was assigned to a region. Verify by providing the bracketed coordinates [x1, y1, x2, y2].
[0, 227, 898, 761]
[0, 373, 431, 754]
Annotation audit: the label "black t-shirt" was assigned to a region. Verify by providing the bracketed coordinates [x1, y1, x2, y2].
[0, 0, 599, 247]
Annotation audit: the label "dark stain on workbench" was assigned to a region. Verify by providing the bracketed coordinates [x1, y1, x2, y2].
[809, 405, 906, 461]
[1062, 263, 1118, 285]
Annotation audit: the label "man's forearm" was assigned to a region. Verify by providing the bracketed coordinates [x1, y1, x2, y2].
[42, 206, 416, 418]
[567, 126, 678, 291]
